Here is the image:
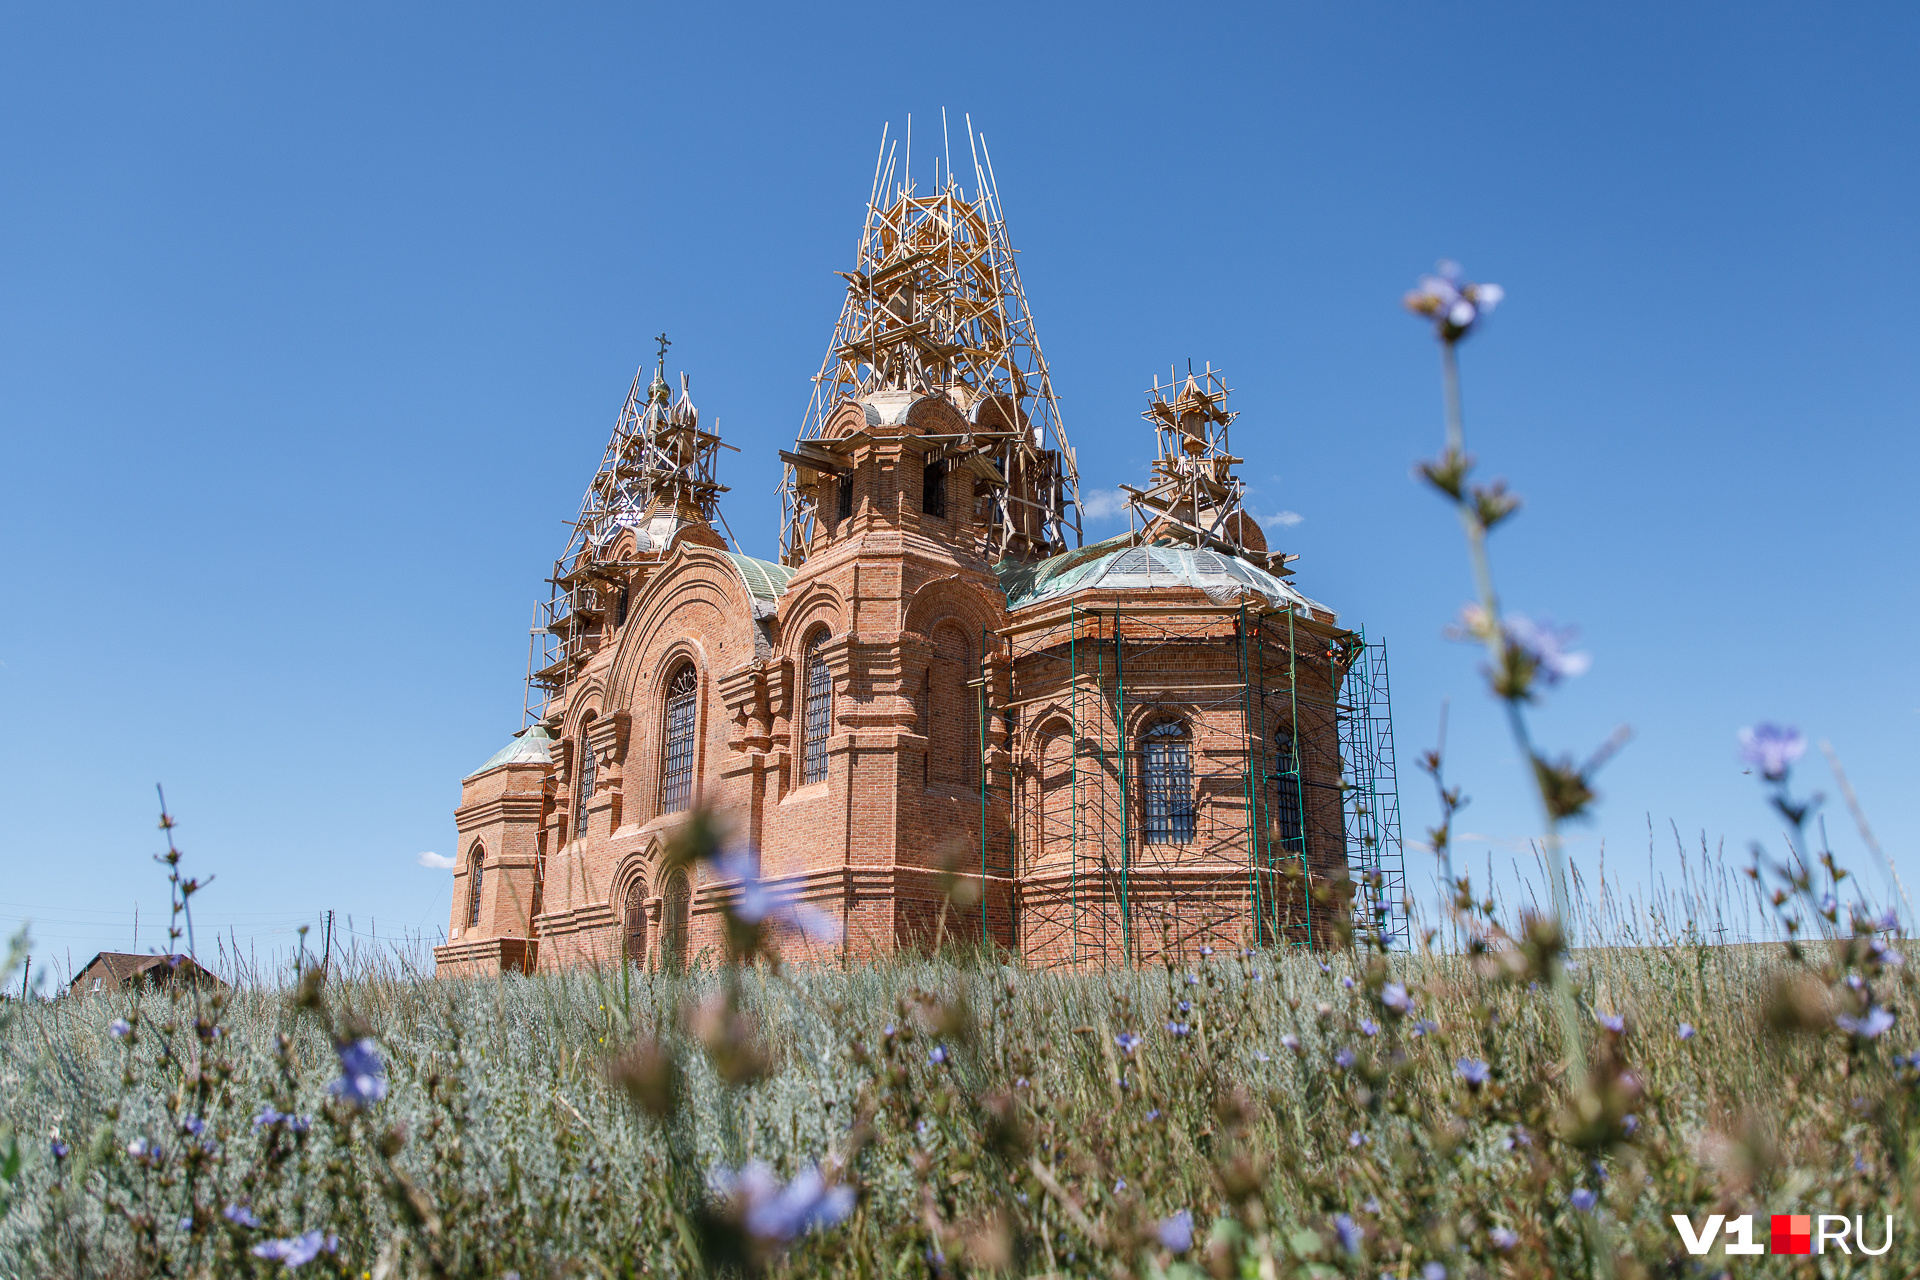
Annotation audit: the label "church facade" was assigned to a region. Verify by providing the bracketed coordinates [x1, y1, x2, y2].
[434, 137, 1400, 978]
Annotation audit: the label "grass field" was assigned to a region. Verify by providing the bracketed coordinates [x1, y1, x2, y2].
[2, 888, 1915, 1278]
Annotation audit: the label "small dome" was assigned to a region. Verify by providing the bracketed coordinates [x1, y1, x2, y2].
[466, 724, 554, 779]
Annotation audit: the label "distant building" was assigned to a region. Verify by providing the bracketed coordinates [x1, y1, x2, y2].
[435, 127, 1405, 978]
[70, 952, 224, 995]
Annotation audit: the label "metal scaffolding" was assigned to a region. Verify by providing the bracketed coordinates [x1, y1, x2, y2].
[977, 597, 1403, 966]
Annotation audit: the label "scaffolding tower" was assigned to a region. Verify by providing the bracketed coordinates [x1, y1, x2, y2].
[780, 117, 1081, 567]
[524, 337, 737, 724]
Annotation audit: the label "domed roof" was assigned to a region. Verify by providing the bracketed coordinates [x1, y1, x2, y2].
[997, 536, 1331, 619]
[466, 724, 554, 780]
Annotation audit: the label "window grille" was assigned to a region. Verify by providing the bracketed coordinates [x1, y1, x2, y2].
[837, 473, 854, 521]
[1141, 721, 1196, 844]
[467, 847, 485, 928]
[661, 663, 698, 814]
[663, 869, 691, 969]
[576, 734, 597, 835]
[1274, 729, 1305, 851]
[623, 880, 647, 963]
[616, 585, 630, 627]
[802, 631, 833, 786]
[922, 457, 947, 518]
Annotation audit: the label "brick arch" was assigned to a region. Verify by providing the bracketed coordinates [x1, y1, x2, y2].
[925, 620, 978, 787]
[777, 582, 846, 661]
[603, 546, 746, 711]
[902, 575, 1001, 641]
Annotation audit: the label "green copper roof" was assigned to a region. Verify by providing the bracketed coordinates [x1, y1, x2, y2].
[727, 552, 796, 604]
[995, 537, 1329, 618]
[467, 724, 554, 779]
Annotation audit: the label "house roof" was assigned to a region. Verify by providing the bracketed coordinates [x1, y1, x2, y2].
[996, 536, 1332, 619]
[70, 952, 223, 992]
[466, 723, 555, 780]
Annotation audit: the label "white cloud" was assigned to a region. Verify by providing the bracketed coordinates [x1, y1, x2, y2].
[417, 851, 456, 870]
[1079, 488, 1130, 521]
[1261, 510, 1304, 528]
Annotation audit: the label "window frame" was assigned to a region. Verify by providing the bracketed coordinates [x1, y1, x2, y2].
[660, 661, 699, 815]
[622, 878, 648, 964]
[466, 844, 485, 929]
[801, 630, 834, 787]
[575, 729, 597, 836]
[1140, 720, 1197, 845]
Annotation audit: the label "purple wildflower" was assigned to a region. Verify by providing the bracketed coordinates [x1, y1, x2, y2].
[928, 1045, 947, 1065]
[1503, 615, 1591, 684]
[1360, 1019, 1380, 1037]
[1348, 1130, 1369, 1147]
[1166, 1022, 1191, 1038]
[1597, 1012, 1625, 1034]
[1455, 1057, 1491, 1086]
[1836, 1006, 1896, 1040]
[715, 848, 843, 941]
[1146, 1108, 1161, 1121]
[1115, 1032, 1142, 1056]
[1676, 1022, 1696, 1041]
[49, 1136, 69, 1160]
[1569, 1188, 1598, 1213]
[1380, 983, 1412, 1014]
[1404, 261, 1504, 343]
[223, 1204, 262, 1228]
[1622, 1114, 1640, 1135]
[108, 1018, 131, 1040]
[179, 1115, 206, 1136]
[1178, 1000, 1191, 1014]
[328, 1039, 387, 1109]
[1157, 1209, 1194, 1253]
[1341, 976, 1356, 990]
[1334, 1047, 1355, 1068]
[1490, 1226, 1518, 1250]
[1421, 1263, 1448, 1280]
[1199, 945, 1214, 956]
[1280, 1033, 1301, 1053]
[1335, 1213, 1363, 1254]
[250, 1230, 337, 1267]
[716, 1161, 855, 1245]
[1185, 973, 1199, 986]
[1738, 723, 1805, 781]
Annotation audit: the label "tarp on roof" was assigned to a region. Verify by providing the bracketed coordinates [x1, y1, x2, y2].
[996, 538, 1331, 619]
[466, 724, 554, 780]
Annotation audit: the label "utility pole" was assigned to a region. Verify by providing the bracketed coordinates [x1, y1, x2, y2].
[322, 910, 334, 975]
[21, 957, 30, 1002]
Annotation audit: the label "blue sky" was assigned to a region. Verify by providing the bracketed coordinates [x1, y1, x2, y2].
[3, 3, 1916, 982]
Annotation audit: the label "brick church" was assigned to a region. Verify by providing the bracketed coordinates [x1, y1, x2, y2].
[434, 130, 1402, 977]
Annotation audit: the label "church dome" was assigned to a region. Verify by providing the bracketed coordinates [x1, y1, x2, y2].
[465, 724, 554, 780]
[996, 536, 1331, 619]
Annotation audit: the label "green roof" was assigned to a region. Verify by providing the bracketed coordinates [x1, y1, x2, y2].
[466, 724, 554, 779]
[727, 552, 796, 604]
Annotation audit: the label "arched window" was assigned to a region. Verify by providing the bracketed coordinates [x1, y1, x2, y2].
[1273, 728, 1305, 852]
[623, 879, 648, 964]
[802, 630, 833, 787]
[1141, 721, 1195, 845]
[663, 868, 691, 970]
[575, 727, 597, 836]
[467, 845, 485, 929]
[661, 662, 699, 814]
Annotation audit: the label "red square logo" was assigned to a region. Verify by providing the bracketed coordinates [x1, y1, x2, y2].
[1771, 1214, 1812, 1254]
